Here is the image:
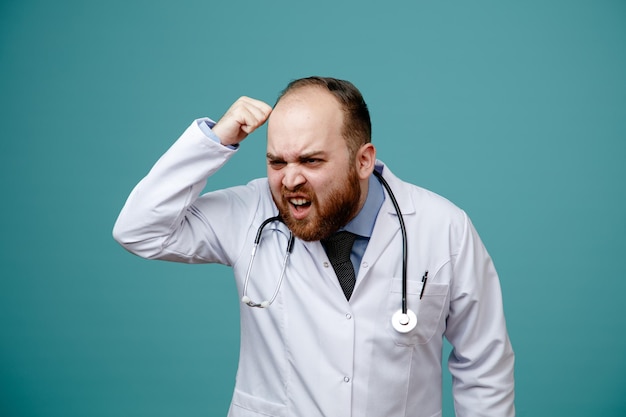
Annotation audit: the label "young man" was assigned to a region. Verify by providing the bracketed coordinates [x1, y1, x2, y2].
[113, 76, 515, 416]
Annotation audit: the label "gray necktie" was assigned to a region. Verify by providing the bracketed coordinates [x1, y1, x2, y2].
[323, 231, 357, 300]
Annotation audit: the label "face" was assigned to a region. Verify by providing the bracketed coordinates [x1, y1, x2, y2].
[266, 88, 369, 241]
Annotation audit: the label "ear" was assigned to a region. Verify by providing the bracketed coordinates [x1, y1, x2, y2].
[355, 143, 376, 180]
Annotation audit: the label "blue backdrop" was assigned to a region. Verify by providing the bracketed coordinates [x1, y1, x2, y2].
[1, 1, 625, 416]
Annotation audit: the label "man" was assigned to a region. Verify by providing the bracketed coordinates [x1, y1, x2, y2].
[113, 77, 515, 416]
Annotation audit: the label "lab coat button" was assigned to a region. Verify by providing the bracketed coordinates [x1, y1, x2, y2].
[323, 262, 329, 268]
[343, 376, 350, 383]
[362, 261, 368, 268]
[345, 313, 352, 320]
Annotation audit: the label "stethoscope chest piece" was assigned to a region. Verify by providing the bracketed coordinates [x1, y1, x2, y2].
[391, 309, 417, 333]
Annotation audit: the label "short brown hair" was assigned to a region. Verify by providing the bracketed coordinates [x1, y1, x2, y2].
[277, 76, 371, 158]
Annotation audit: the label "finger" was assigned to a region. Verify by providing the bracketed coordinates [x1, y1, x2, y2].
[236, 97, 273, 125]
[233, 104, 268, 132]
[228, 97, 272, 134]
[213, 97, 272, 145]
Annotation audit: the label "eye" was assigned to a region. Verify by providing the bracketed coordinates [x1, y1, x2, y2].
[303, 158, 322, 166]
[268, 160, 286, 169]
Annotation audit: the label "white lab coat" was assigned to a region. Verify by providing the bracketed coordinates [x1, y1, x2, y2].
[113, 120, 515, 417]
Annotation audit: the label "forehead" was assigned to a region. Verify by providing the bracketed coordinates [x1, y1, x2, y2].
[267, 87, 345, 155]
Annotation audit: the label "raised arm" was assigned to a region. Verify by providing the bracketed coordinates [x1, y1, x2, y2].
[112, 97, 272, 263]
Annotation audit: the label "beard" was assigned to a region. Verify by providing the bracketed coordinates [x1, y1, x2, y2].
[273, 166, 362, 242]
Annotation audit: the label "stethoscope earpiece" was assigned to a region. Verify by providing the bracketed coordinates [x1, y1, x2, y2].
[242, 295, 270, 309]
[391, 309, 417, 333]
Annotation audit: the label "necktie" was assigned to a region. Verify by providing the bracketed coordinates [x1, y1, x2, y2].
[322, 231, 357, 300]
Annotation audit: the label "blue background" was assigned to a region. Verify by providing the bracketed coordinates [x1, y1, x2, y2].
[1, 1, 625, 416]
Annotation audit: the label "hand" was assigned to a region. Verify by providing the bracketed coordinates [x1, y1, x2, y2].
[212, 97, 272, 146]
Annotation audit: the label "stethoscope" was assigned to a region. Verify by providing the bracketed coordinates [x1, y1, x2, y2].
[240, 169, 419, 333]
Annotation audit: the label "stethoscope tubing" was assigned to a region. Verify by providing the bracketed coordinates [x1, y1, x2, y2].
[372, 170, 409, 315]
[242, 215, 294, 308]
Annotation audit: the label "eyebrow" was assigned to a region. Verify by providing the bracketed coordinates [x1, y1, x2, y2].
[266, 150, 327, 162]
[266, 152, 281, 161]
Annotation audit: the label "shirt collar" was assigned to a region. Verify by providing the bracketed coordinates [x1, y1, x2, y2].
[342, 173, 385, 238]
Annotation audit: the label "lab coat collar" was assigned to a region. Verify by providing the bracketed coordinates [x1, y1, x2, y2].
[374, 160, 416, 217]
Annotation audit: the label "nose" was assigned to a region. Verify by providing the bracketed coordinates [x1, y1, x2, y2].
[282, 164, 306, 190]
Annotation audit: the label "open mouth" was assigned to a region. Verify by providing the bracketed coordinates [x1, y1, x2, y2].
[287, 197, 312, 219]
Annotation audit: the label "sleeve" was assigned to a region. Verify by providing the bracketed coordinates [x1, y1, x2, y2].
[112, 119, 258, 265]
[445, 213, 515, 417]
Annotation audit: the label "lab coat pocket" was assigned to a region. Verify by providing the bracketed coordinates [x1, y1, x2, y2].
[230, 388, 287, 417]
[388, 277, 448, 346]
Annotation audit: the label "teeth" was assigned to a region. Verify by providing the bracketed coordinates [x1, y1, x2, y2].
[289, 198, 309, 206]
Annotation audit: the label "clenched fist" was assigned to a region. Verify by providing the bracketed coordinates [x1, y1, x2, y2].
[212, 97, 273, 147]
